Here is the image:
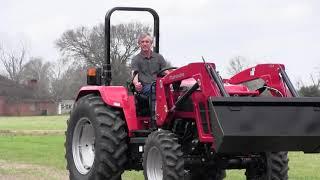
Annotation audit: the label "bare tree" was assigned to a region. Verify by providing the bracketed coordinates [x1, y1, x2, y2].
[0, 44, 27, 83]
[227, 56, 249, 76]
[55, 22, 152, 85]
[297, 73, 320, 97]
[21, 57, 53, 99]
[51, 64, 86, 101]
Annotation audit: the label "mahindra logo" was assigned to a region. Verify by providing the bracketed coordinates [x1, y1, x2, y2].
[169, 73, 185, 80]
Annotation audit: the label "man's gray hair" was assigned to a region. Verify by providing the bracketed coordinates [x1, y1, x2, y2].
[138, 33, 153, 44]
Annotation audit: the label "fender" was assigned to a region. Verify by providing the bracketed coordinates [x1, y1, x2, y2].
[76, 86, 139, 134]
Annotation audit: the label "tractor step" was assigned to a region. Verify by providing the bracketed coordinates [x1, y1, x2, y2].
[132, 129, 152, 137]
[208, 97, 320, 153]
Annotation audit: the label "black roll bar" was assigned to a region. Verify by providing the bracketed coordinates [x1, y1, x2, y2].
[104, 7, 160, 85]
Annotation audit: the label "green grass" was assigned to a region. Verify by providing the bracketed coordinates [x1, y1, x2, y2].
[123, 152, 320, 180]
[226, 152, 320, 179]
[0, 135, 66, 170]
[122, 171, 144, 180]
[226, 153, 320, 179]
[0, 115, 67, 130]
[0, 116, 320, 179]
[288, 152, 320, 179]
[0, 116, 67, 170]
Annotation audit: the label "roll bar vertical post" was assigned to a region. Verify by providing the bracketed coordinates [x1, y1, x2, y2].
[104, 7, 160, 85]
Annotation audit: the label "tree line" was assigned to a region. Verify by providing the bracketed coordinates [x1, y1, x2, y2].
[0, 23, 319, 102]
[0, 22, 152, 102]
[227, 56, 320, 97]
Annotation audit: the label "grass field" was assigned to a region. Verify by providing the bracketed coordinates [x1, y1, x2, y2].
[0, 116, 319, 179]
[0, 116, 66, 131]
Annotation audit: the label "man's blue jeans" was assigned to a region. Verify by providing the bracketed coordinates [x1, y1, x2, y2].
[141, 84, 154, 96]
[141, 83, 156, 127]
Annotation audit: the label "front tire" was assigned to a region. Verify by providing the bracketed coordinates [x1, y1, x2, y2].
[65, 94, 128, 180]
[246, 152, 289, 180]
[143, 130, 184, 180]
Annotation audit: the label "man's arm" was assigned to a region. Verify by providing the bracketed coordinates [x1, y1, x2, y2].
[159, 54, 170, 75]
[131, 58, 142, 92]
[132, 73, 139, 84]
[159, 54, 166, 69]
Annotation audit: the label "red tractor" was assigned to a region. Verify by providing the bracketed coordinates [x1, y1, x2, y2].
[65, 7, 320, 180]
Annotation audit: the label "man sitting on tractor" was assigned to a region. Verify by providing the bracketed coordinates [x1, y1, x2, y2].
[131, 32, 167, 96]
[131, 33, 167, 127]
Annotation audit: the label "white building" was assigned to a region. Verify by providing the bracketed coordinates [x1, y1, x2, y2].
[58, 100, 74, 115]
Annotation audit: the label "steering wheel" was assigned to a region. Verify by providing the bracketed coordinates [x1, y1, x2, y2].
[157, 67, 178, 77]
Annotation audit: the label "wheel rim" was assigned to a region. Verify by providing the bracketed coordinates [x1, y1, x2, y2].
[72, 117, 95, 175]
[147, 146, 163, 180]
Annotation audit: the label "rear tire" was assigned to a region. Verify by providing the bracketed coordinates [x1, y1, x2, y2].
[143, 130, 184, 180]
[65, 94, 128, 180]
[246, 152, 289, 180]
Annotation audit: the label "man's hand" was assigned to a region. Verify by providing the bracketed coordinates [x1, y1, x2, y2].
[134, 82, 142, 92]
[132, 73, 142, 92]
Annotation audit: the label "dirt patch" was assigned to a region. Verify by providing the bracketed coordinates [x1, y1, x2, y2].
[0, 130, 64, 136]
[0, 160, 68, 180]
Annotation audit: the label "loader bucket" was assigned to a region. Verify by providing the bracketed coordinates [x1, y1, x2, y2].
[208, 97, 320, 153]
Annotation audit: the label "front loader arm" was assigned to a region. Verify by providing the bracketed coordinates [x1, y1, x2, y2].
[156, 62, 224, 126]
[227, 64, 294, 97]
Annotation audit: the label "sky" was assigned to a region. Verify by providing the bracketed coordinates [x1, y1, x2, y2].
[1, 0, 320, 85]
